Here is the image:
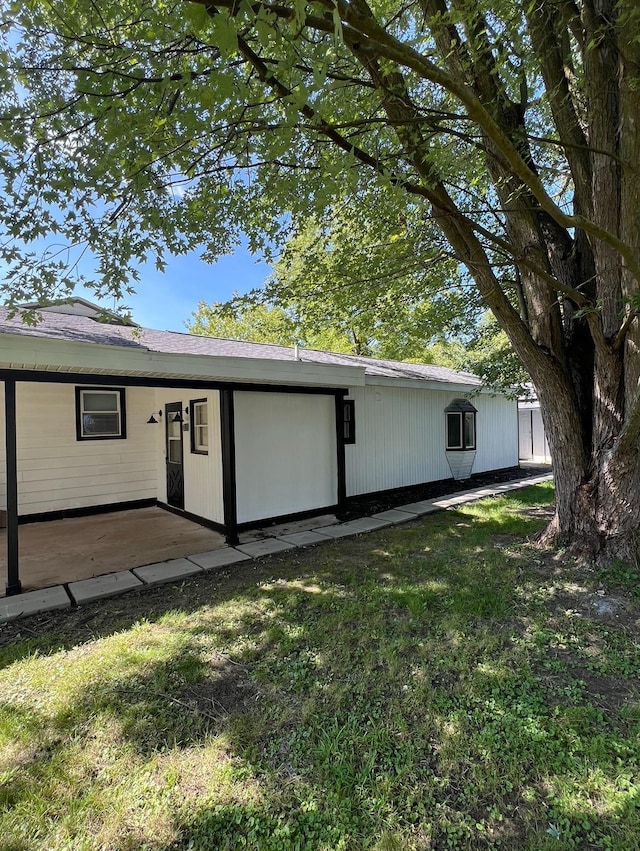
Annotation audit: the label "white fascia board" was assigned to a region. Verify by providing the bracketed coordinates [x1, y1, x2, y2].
[364, 374, 487, 394]
[0, 333, 366, 388]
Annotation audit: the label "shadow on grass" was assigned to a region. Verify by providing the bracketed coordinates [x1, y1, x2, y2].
[4, 484, 638, 848]
[0, 484, 552, 668]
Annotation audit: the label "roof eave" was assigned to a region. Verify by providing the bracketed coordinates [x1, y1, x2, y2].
[0, 331, 366, 388]
[363, 374, 484, 393]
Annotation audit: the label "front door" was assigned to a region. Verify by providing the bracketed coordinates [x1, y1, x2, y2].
[165, 402, 184, 509]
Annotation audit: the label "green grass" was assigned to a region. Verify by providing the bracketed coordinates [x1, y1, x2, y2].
[1, 482, 639, 850]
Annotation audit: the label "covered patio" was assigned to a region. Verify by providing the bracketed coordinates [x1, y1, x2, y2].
[0, 506, 225, 596]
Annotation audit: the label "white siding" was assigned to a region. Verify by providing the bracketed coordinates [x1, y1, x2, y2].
[345, 385, 518, 497]
[519, 407, 550, 462]
[153, 389, 224, 524]
[234, 392, 337, 524]
[0, 382, 157, 514]
[472, 393, 519, 473]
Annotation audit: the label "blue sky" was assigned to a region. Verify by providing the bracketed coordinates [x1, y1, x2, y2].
[77, 240, 271, 331]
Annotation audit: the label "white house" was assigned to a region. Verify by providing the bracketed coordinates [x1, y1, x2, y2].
[0, 300, 519, 595]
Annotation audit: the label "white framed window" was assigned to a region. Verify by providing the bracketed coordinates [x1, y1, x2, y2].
[190, 398, 208, 454]
[75, 387, 126, 440]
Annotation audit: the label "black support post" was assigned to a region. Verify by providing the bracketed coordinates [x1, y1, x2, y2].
[335, 393, 347, 517]
[4, 379, 21, 595]
[220, 388, 238, 545]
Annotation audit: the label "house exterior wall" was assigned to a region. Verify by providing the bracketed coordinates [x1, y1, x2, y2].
[0, 382, 157, 514]
[472, 392, 519, 473]
[233, 391, 337, 524]
[153, 389, 224, 525]
[518, 406, 551, 462]
[345, 385, 518, 497]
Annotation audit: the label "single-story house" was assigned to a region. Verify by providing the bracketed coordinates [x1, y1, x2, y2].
[0, 300, 519, 595]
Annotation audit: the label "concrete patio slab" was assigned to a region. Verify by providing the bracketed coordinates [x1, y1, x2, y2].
[68, 570, 143, 605]
[188, 548, 252, 570]
[235, 539, 295, 558]
[0, 585, 71, 623]
[319, 517, 391, 538]
[371, 509, 419, 524]
[0, 505, 226, 597]
[276, 530, 333, 547]
[133, 558, 203, 587]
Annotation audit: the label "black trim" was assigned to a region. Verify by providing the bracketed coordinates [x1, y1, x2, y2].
[18, 498, 156, 525]
[220, 388, 238, 545]
[75, 386, 127, 441]
[334, 393, 347, 512]
[4, 379, 21, 596]
[156, 501, 226, 535]
[189, 398, 208, 455]
[236, 503, 341, 533]
[342, 399, 356, 444]
[165, 401, 185, 509]
[346, 467, 520, 504]
[0, 369, 348, 396]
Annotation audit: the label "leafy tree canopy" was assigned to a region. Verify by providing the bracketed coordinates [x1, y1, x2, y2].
[2, 0, 640, 558]
[190, 206, 477, 361]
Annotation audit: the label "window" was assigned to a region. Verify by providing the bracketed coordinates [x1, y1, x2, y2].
[446, 412, 463, 449]
[190, 398, 208, 454]
[445, 399, 476, 450]
[75, 387, 126, 440]
[343, 399, 356, 444]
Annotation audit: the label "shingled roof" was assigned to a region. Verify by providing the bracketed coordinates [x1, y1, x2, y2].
[0, 305, 482, 387]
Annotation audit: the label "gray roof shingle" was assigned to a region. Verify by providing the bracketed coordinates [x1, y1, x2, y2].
[0, 307, 481, 387]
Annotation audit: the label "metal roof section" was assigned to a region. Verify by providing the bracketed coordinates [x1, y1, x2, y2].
[0, 306, 484, 390]
[445, 398, 478, 413]
[15, 297, 139, 326]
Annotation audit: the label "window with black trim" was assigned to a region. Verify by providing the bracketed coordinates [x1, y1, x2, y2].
[343, 399, 356, 444]
[190, 398, 209, 454]
[445, 399, 476, 450]
[75, 387, 126, 440]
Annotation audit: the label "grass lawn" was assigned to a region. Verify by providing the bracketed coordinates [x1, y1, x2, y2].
[1, 483, 639, 850]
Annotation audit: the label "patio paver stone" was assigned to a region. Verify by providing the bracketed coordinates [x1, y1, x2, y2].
[396, 501, 441, 515]
[68, 570, 143, 605]
[0, 585, 71, 623]
[235, 539, 295, 558]
[187, 548, 252, 570]
[371, 508, 419, 524]
[276, 530, 333, 547]
[319, 517, 390, 538]
[133, 558, 203, 586]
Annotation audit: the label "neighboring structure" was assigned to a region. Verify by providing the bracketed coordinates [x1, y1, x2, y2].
[0, 300, 519, 595]
[518, 394, 551, 463]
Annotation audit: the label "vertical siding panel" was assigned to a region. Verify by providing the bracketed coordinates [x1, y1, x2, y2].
[234, 392, 337, 524]
[473, 395, 519, 473]
[345, 385, 518, 496]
